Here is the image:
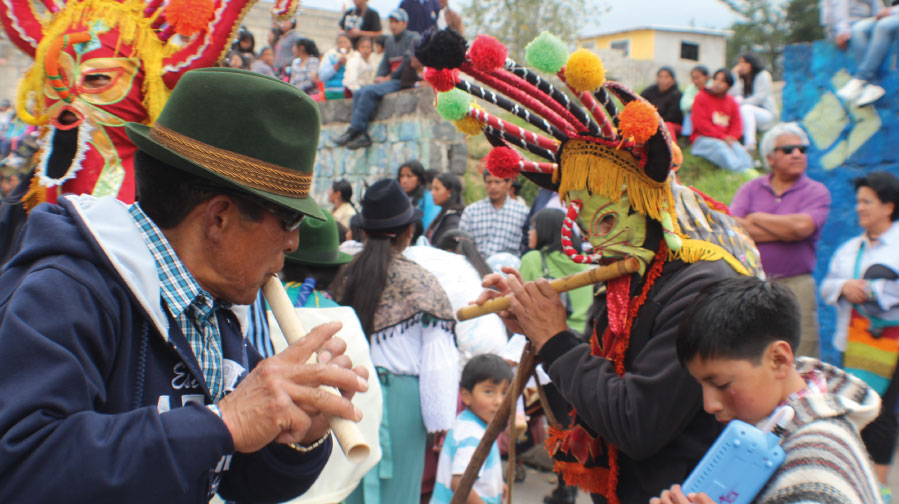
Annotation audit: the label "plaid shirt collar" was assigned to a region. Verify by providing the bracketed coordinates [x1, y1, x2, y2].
[127, 204, 223, 335]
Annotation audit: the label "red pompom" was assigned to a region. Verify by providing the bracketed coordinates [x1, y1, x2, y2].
[485, 146, 522, 179]
[468, 35, 508, 72]
[423, 67, 458, 92]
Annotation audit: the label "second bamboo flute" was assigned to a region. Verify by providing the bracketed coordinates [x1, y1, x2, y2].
[456, 257, 639, 321]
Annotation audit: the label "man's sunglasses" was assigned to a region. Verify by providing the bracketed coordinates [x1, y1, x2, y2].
[191, 184, 305, 232]
[774, 145, 807, 155]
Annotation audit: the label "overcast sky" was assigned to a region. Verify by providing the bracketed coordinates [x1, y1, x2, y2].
[298, 0, 741, 35]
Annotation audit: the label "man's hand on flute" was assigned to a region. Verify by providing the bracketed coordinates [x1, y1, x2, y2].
[217, 321, 369, 453]
[475, 267, 569, 352]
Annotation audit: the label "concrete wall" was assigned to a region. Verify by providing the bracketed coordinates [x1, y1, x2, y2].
[312, 87, 468, 208]
[783, 40, 899, 364]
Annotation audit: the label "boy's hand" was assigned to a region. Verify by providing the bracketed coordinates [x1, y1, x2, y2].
[650, 485, 715, 504]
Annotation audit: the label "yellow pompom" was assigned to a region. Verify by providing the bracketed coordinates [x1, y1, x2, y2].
[618, 101, 659, 144]
[452, 103, 484, 135]
[453, 117, 483, 135]
[565, 49, 605, 93]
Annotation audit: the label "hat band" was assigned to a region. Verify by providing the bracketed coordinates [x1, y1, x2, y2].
[149, 124, 312, 198]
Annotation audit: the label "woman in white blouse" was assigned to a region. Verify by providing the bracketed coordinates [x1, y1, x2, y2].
[333, 179, 459, 504]
[343, 36, 378, 96]
[821, 171, 899, 486]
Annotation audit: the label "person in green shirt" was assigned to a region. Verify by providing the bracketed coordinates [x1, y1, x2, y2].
[518, 208, 594, 335]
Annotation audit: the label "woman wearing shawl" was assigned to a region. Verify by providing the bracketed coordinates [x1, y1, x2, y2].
[333, 179, 459, 504]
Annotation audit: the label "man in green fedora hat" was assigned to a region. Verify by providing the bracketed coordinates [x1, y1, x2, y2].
[0, 68, 369, 503]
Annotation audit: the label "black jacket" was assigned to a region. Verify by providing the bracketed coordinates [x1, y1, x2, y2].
[641, 84, 684, 125]
[540, 259, 736, 502]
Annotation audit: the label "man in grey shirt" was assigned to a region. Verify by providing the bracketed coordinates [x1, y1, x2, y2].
[334, 8, 420, 150]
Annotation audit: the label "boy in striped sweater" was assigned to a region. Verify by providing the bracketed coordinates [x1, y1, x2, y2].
[652, 277, 884, 504]
[431, 354, 512, 504]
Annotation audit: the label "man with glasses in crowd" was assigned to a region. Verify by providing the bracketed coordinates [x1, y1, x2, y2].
[730, 122, 831, 358]
[0, 68, 368, 503]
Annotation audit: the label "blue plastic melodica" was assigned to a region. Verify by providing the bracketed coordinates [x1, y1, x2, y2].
[681, 406, 794, 504]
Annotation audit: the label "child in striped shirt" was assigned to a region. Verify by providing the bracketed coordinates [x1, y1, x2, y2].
[431, 354, 512, 504]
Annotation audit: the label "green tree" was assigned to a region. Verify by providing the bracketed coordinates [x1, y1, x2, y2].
[721, 0, 826, 78]
[720, 0, 787, 78]
[785, 0, 825, 43]
[462, 0, 605, 62]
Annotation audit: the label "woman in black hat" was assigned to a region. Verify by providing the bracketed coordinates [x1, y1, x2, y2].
[333, 178, 458, 504]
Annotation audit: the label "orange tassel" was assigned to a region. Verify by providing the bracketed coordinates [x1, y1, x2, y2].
[22, 176, 47, 213]
[165, 0, 215, 36]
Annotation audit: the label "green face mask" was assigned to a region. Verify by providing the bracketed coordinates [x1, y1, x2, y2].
[568, 188, 655, 272]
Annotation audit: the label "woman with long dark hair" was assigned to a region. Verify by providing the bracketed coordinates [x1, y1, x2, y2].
[731, 52, 778, 151]
[333, 179, 458, 504]
[397, 160, 440, 229]
[329, 179, 357, 228]
[289, 38, 321, 96]
[425, 172, 464, 246]
[518, 208, 594, 335]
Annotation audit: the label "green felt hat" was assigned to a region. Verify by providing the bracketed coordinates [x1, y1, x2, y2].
[125, 67, 324, 220]
[286, 208, 353, 266]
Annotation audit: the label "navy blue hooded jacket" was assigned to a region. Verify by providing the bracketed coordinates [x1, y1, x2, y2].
[0, 195, 330, 503]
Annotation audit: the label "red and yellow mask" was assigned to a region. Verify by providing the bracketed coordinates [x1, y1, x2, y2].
[1, 0, 266, 207]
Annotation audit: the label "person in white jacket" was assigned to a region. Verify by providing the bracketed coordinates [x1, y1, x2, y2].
[821, 171, 899, 488]
[343, 36, 379, 95]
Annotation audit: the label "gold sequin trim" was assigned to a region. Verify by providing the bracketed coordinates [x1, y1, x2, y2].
[149, 124, 312, 198]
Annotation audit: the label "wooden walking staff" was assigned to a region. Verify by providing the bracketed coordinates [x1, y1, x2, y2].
[456, 257, 640, 321]
[450, 257, 639, 504]
[262, 276, 371, 464]
[450, 342, 539, 504]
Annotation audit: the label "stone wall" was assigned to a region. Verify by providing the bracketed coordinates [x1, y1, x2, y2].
[312, 87, 469, 207]
[783, 40, 899, 363]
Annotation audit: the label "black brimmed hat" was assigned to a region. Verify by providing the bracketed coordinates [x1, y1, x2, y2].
[358, 179, 423, 231]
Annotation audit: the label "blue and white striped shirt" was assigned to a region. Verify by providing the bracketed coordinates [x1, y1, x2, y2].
[431, 409, 503, 504]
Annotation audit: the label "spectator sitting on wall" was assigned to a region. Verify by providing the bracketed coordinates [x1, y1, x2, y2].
[251, 47, 276, 77]
[231, 28, 255, 57]
[680, 65, 709, 137]
[340, 0, 383, 47]
[343, 36, 378, 96]
[730, 123, 831, 358]
[226, 50, 251, 70]
[730, 53, 779, 152]
[334, 9, 420, 150]
[641, 66, 684, 138]
[459, 172, 530, 259]
[273, 17, 301, 77]
[400, 0, 441, 36]
[320, 34, 354, 100]
[436, 0, 464, 33]
[426, 172, 465, 246]
[690, 68, 753, 172]
[826, 0, 899, 106]
[289, 38, 321, 97]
